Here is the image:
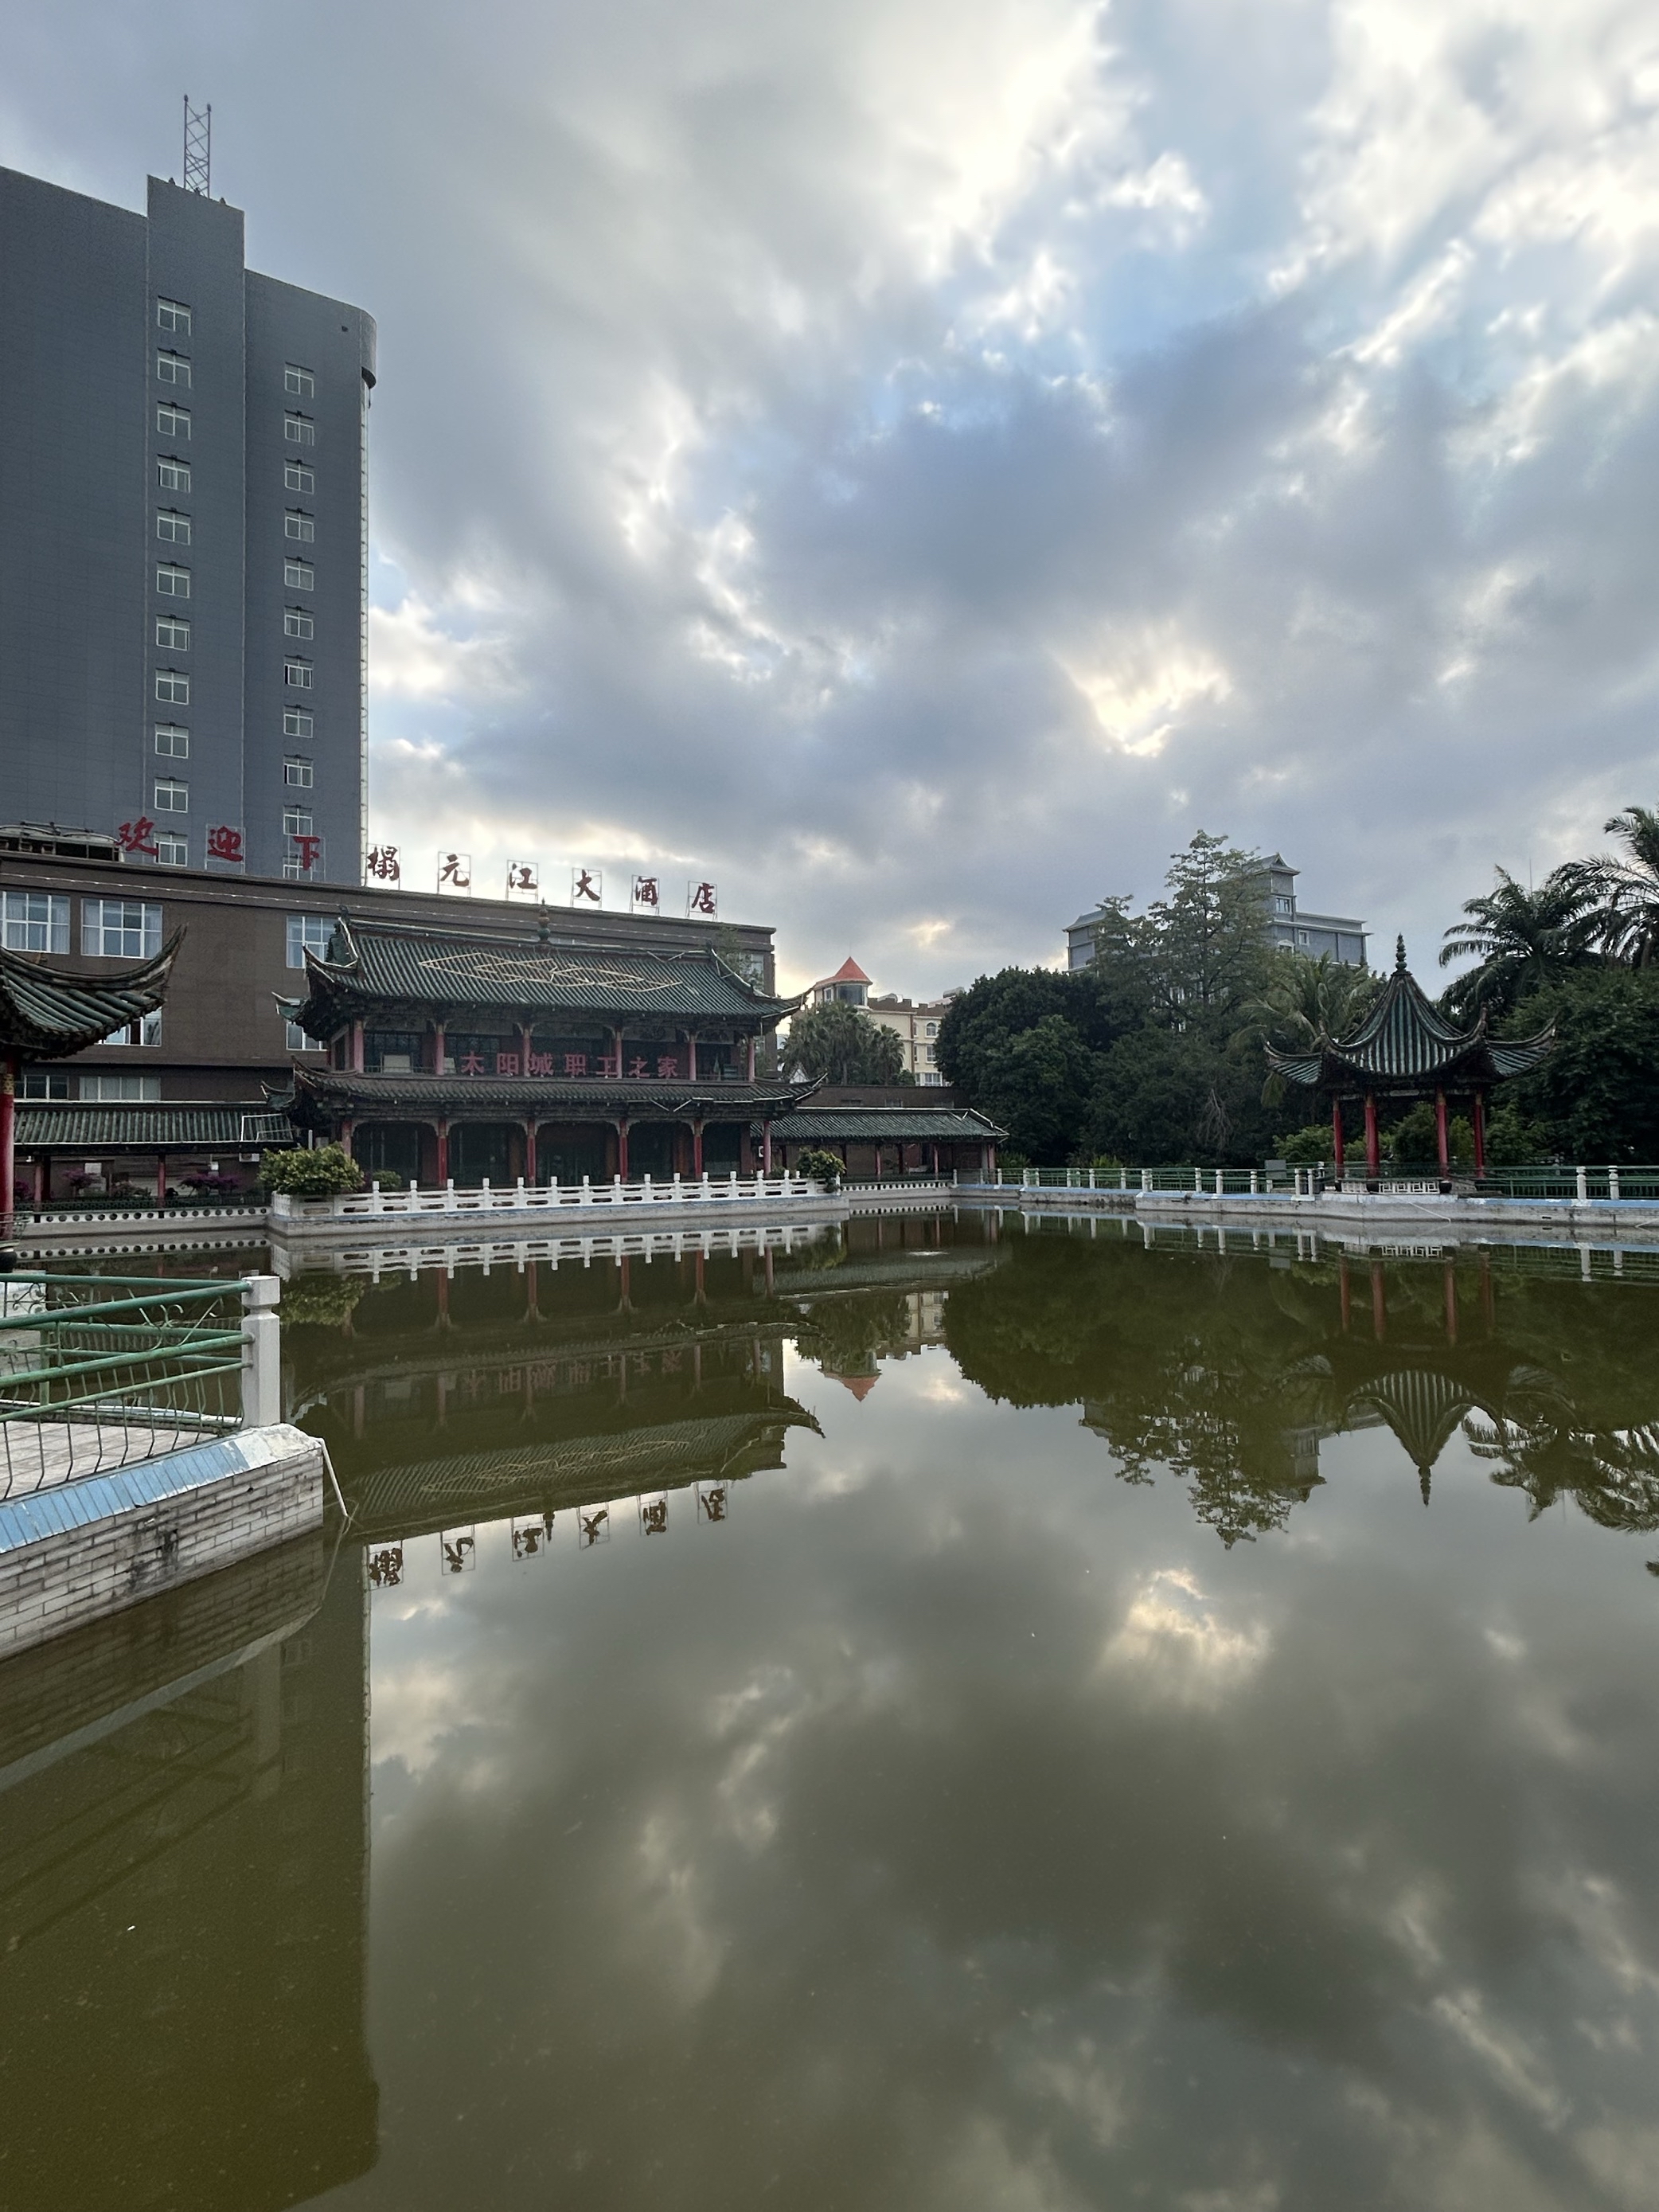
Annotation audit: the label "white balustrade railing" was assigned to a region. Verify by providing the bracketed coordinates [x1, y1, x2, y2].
[269, 1170, 837, 1221]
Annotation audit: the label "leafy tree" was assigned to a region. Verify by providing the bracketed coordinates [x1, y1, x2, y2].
[1438, 867, 1601, 1019]
[1498, 966, 1659, 1160]
[1141, 832, 1275, 1026]
[974, 1014, 1100, 1163]
[794, 1147, 844, 1187]
[1235, 952, 1380, 1104]
[787, 1001, 906, 1084]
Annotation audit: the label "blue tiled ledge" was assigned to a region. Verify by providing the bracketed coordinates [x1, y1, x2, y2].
[0, 1436, 253, 1557]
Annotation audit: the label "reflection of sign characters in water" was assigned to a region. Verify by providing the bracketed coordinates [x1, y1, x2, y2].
[698, 1483, 728, 1523]
[580, 1507, 610, 1548]
[368, 1545, 404, 1589]
[512, 1515, 548, 1558]
[639, 1495, 669, 1534]
[442, 1530, 476, 1573]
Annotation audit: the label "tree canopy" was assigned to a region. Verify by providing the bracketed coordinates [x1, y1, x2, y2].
[787, 1000, 908, 1085]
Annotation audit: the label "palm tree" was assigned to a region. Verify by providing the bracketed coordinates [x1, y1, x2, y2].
[1235, 952, 1380, 1103]
[1437, 867, 1600, 1019]
[1563, 807, 1659, 967]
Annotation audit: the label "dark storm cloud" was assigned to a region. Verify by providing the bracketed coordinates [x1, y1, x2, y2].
[6, 0, 1657, 984]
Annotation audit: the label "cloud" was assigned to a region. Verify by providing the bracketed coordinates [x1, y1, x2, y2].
[5, 0, 1658, 993]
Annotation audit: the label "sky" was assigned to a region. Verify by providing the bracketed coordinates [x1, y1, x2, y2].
[6, 1, 1659, 995]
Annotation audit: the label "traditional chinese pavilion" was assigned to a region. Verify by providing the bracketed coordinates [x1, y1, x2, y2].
[276, 913, 813, 1185]
[1263, 938, 1554, 1187]
[2, 934, 180, 1225]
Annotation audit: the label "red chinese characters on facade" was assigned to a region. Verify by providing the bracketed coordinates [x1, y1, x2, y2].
[205, 824, 244, 864]
[117, 815, 158, 858]
[526, 1050, 553, 1076]
[656, 1054, 679, 1078]
[688, 879, 718, 917]
[291, 833, 322, 872]
[365, 844, 402, 883]
[563, 1053, 587, 1077]
[633, 874, 660, 910]
[628, 1057, 649, 1078]
[495, 1052, 520, 1077]
[459, 1051, 486, 1075]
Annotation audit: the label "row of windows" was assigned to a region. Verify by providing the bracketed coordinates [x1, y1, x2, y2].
[150, 610, 312, 654]
[1, 896, 162, 959]
[158, 509, 316, 547]
[154, 404, 314, 442]
[156, 459, 314, 495]
[6, 893, 345, 979]
[154, 560, 316, 596]
[20, 1073, 164, 1100]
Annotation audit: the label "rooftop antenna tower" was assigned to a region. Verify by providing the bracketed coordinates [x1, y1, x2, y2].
[182, 95, 211, 195]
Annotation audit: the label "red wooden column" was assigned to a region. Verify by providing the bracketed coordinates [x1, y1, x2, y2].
[1, 1049, 18, 1229]
[745, 1035, 756, 1081]
[436, 1118, 450, 1183]
[1435, 1088, 1450, 1184]
[1473, 1090, 1487, 1177]
[1332, 1097, 1345, 1176]
[431, 1019, 446, 1073]
[349, 1019, 365, 1073]
[340, 1117, 355, 1160]
[615, 1120, 630, 1178]
[523, 1122, 538, 1183]
[686, 1034, 698, 1081]
[762, 1120, 773, 1173]
[1364, 1092, 1380, 1184]
[692, 1120, 705, 1175]
[155, 1153, 168, 1206]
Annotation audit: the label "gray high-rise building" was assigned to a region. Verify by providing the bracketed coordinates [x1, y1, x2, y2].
[0, 164, 375, 884]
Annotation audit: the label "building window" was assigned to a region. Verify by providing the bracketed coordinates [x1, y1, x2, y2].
[154, 779, 188, 813]
[286, 1019, 321, 1051]
[156, 832, 189, 867]
[283, 607, 314, 639]
[154, 724, 189, 758]
[156, 404, 191, 438]
[157, 457, 191, 492]
[20, 1073, 70, 1100]
[1297, 929, 1310, 945]
[155, 564, 190, 598]
[157, 299, 192, 334]
[156, 352, 191, 387]
[82, 899, 163, 959]
[283, 807, 314, 838]
[284, 365, 316, 397]
[284, 659, 314, 689]
[80, 1073, 161, 1100]
[283, 756, 314, 787]
[284, 559, 314, 590]
[100, 1010, 163, 1049]
[284, 511, 316, 542]
[155, 670, 189, 705]
[2, 891, 69, 954]
[283, 707, 314, 740]
[155, 510, 191, 545]
[286, 913, 334, 968]
[283, 414, 315, 445]
[284, 460, 315, 494]
[155, 616, 190, 649]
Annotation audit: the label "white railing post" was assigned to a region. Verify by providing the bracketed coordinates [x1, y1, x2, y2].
[701, 1171, 710, 1198]
[1213, 1168, 1223, 1196]
[1609, 1166, 1620, 1202]
[1575, 1166, 1588, 1202]
[1250, 1170, 1259, 1194]
[1141, 1169, 1151, 1193]
[242, 1275, 282, 1428]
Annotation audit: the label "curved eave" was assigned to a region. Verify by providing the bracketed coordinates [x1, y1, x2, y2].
[287, 1065, 817, 1123]
[0, 929, 183, 1059]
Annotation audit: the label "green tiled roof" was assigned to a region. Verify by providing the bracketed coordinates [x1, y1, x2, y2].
[288, 1066, 811, 1122]
[2, 935, 180, 1059]
[286, 916, 800, 1032]
[15, 1103, 295, 1148]
[770, 1108, 1006, 1142]
[1264, 943, 1553, 1093]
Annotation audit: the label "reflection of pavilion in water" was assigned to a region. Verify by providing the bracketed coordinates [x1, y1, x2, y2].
[0, 1538, 377, 2210]
[775, 1220, 1005, 1398]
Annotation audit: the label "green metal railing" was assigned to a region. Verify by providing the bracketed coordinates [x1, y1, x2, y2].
[0, 1272, 254, 1499]
[990, 1164, 1659, 1201]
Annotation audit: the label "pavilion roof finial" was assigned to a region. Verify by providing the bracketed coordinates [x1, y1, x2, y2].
[536, 901, 551, 944]
[1395, 934, 1407, 975]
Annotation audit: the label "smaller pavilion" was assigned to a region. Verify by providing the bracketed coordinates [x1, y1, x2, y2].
[277, 913, 814, 1185]
[1, 935, 181, 1227]
[1263, 938, 1554, 1190]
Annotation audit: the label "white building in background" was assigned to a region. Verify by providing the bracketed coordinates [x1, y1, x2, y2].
[802, 957, 954, 1084]
[1065, 854, 1368, 971]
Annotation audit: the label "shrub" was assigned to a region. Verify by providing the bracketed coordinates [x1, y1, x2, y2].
[259, 1143, 365, 1198]
[365, 1166, 405, 1191]
[794, 1147, 844, 1187]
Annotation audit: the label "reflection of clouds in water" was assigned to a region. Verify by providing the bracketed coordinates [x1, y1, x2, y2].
[1100, 1567, 1270, 1703]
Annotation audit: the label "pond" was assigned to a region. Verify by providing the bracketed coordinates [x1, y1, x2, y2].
[3, 1212, 1658, 2211]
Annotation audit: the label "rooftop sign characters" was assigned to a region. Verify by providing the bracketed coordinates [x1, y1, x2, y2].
[205, 824, 244, 869]
[357, 844, 722, 919]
